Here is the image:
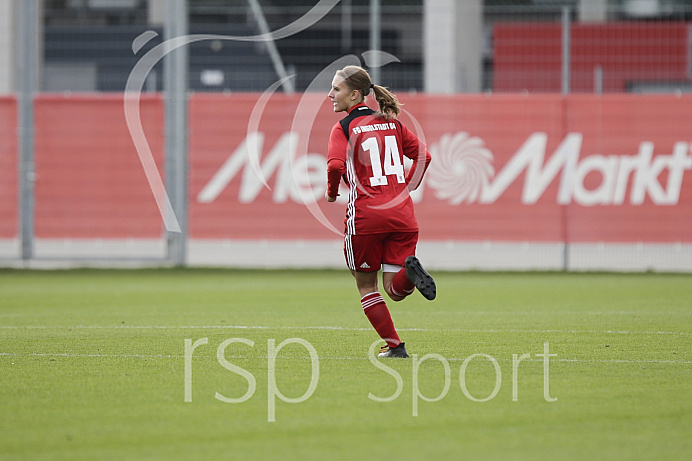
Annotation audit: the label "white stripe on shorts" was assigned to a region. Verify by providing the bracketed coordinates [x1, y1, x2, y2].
[345, 234, 355, 270]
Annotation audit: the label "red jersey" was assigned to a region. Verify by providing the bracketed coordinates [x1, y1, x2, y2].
[327, 103, 432, 235]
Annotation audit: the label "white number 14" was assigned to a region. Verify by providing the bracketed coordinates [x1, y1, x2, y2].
[362, 135, 405, 187]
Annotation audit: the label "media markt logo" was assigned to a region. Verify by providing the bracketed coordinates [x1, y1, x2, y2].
[426, 132, 692, 206]
[426, 132, 494, 204]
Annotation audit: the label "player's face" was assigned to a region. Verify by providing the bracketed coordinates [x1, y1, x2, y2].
[329, 74, 358, 113]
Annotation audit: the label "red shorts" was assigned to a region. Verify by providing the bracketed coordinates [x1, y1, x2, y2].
[344, 231, 418, 272]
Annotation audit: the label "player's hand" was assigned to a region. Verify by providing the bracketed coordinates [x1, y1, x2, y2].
[325, 191, 337, 202]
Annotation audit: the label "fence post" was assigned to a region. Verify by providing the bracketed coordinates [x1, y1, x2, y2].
[17, 0, 40, 262]
[561, 6, 571, 95]
[164, 0, 188, 266]
[369, 0, 381, 84]
[594, 65, 603, 94]
[561, 6, 571, 271]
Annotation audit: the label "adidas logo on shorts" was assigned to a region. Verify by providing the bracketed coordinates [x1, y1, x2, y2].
[360, 262, 370, 269]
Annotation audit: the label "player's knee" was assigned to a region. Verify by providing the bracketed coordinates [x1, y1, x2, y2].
[384, 286, 406, 302]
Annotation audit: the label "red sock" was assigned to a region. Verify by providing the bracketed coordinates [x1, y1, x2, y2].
[390, 267, 415, 298]
[361, 292, 401, 348]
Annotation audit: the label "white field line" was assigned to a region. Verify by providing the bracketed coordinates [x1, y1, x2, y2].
[2, 310, 690, 317]
[0, 325, 689, 336]
[0, 351, 689, 365]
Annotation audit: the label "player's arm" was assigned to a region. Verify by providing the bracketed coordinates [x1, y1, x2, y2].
[326, 124, 348, 201]
[400, 124, 432, 191]
[325, 158, 344, 202]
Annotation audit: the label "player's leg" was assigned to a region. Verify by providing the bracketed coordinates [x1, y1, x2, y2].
[382, 265, 410, 301]
[345, 234, 406, 355]
[381, 231, 417, 300]
[382, 231, 436, 301]
[350, 268, 378, 297]
[353, 270, 404, 350]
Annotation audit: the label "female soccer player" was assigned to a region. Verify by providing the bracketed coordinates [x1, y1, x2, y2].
[325, 65, 436, 358]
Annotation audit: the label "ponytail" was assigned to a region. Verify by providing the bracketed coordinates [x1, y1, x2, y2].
[371, 84, 401, 119]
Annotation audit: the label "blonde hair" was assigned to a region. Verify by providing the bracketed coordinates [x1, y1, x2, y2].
[336, 65, 401, 118]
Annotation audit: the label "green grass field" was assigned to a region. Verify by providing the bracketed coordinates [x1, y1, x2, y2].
[1, 268, 690, 460]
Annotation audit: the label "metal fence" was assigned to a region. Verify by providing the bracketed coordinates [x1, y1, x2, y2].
[486, 1, 692, 93]
[38, 0, 692, 94]
[42, 0, 424, 93]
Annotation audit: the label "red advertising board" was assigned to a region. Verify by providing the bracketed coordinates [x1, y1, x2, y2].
[33, 95, 164, 238]
[2, 93, 691, 243]
[188, 93, 692, 243]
